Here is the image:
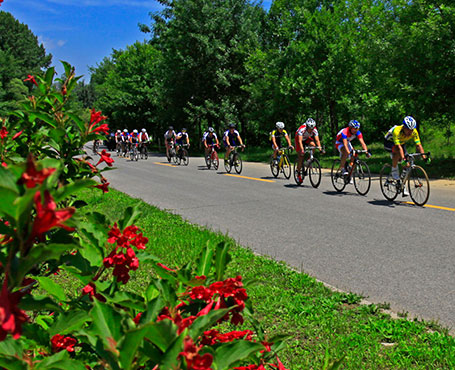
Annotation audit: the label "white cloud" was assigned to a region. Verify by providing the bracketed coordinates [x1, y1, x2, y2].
[38, 35, 67, 50]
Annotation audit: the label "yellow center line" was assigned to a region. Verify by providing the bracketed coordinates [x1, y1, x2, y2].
[223, 174, 275, 183]
[154, 162, 177, 167]
[403, 202, 455, 212]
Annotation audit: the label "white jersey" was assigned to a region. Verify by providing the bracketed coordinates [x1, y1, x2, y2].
[164, 130, 176, 139]
[139, 132, 149, 142]
[296, 124, 319, 141]
[202, 132, 218, 142]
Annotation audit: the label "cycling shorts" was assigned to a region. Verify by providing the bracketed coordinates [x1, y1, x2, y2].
[295, 136, 314, 153]
[384, 139, 408, 156]
[336, 141, 353, 155]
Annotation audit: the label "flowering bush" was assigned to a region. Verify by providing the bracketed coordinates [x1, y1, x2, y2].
[0, 64, 291, 368]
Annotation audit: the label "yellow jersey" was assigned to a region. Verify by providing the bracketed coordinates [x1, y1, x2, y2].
[385, 125, 421, 146]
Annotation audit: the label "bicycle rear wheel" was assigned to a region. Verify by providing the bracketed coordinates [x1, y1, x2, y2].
[182, 149, 189, 166]
[331, 159, 346, 192]
[379, 164, 399, 201]
[270, 156, 279, 177]
[408, 165, 430, 206]
[282, 155, 291, 179]
[293, 160, 303, 185]
[224, 155, 232, 173]
[353, 160, 371, 195]
[173, 150, 178, 164]
[234, 153, 242, 174]
[212, 151, 219, 170]
[205, 154, 211, 169]
[308, 158, 321, 188]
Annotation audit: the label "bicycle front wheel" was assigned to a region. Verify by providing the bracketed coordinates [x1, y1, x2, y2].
[182, 149, 189, 166]
[234, 153, 242, 174]
[331, 159, 346, 192]
[353, 160, 371, 195]
[293, 160, 303, 185]
[173, 150, 178, 164]
[408, 165, 430, 206]
[308, 158, 322, 188]
[224, 155, 231, 173]
[205, 154, 211, 169]
[212, 151, 219, 170]
[379, 164, 399, 201]
[270, 156, 279, 178]
[282, 155, 291, 179]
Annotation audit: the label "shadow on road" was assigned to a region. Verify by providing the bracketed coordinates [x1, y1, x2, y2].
[368, 199, 417, 209]
[284, 183, 312, 189]
[323, 190, 359, 197]
[197, 166, 211, 171]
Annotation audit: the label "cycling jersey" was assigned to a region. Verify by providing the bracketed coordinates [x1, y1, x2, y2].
[384, 125, 421, 146]
[271, 129, 288, 147]
[121, 133, 129, 141]
[202, 132, 218, 144]
[130, 134, 139, 144]
[223, 129, 240, 146]
[295, 125, 319, 141]
[164, 130, 176, 140]
[139, 132, 149, 142]
[115, 133, 122, 142]
[176, 132, 188, 145]
[335, 127, 363, 144]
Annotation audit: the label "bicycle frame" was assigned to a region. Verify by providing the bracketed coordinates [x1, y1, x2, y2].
[345, 149, 368, 179]
[398, 153, 430, 191]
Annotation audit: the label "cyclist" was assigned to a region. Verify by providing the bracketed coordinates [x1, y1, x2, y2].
[129, 129, 140, 155]
[295, 118, 323, 183]
[271, 122, 293, 164]
[164, 126, 176, 159]
[223, 123, 245, 160]
[121, 129, 130, 157]
[335, 120, 370, 175]
[202, 127, 220, 157]
[139, 128, 150, 155]
[384, 116, 426, 181]
[176, 128, 190, 153]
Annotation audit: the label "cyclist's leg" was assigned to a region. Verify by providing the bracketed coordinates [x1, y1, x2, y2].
[272, 145, 279, 160]
[338, 143, 352, 171]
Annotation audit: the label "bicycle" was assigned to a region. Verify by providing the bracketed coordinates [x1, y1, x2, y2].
[176, 144, 189, 166]
[380, 152, 431, 206]
[270, 147, 292, 179]
[205, 144, 220, 170]
[115, 141, 122, 156]
[129, 143, 139, 161]
[224, 146, 244, 174]
[139, 141, 149, 160]
[93, 140, 100, 154]
[293, 146, 323, 188]
[167, 141, 177, 163]
[121, 141, 129, 158]
[331, 149, 371, 195]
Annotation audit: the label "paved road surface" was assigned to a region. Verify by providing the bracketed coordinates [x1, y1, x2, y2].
[103, 152, 455, 329]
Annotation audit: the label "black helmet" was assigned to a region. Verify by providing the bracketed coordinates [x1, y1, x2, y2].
[228, 123, 236, 128]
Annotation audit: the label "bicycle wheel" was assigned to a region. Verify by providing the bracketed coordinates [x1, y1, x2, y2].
[353, 160, 371, 195]
[331, 159, 346, 192]
[293, 160, 303, 185]
[173, 150, 178, 164]
[308, 158, 322, 188]
[282, 155, 291, 179]
[408, 165, 430, 206]
[234, 153, 243, 174]
[212, 151, 219, 170]
[224, 155, 232, 173]
[379, 164, 399, 201]
[182, 149, 189, 166]
[135, 149, 139, 161]
[270, 156, 279, 177]
[205, 154, 211, 169]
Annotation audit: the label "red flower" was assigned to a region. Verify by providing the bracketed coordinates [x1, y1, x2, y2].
[94, 182, 109, 193]
[133, 312, 142, 325]
[189, 286, 213, 302]
[19, 155, 56, 188]
[12, 130, 23, 140]
[157, 262, 175, 272]
[30, 191, 75, 240]
[0, 276, 28, 340]
[269, 357, 289, 370]
[81, 282, 105, 302]
[1, 162, 6, 168]
[0, 126, 8, 140]
[88, 109, 109, 135]
[24, 75, 38, 87]
[179, 337, 213, 370]
[96, 149, 114, 167]
[51, 334, 77, 352]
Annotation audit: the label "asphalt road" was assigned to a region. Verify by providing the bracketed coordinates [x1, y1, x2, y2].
[103, 150, 455, 329]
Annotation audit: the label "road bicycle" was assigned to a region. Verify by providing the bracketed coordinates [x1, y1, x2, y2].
[293, 146, 323, 188]
[139, 141, 148, 160]
[224, 145, 244, 174]
[270, 147, 292, 179]
[93, 140, 100, 154]
[176, 143, 189, 166]
[380, 152, 431, 206]
[331, 149, 371, 195]
[205, 144, 220, 170]
[129, 143, 139, 161]
[115, 141, 122, 156]
[121, 141, 129, 158]
[167, 141, 177, 163]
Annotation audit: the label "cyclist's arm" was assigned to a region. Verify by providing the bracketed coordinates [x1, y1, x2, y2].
[342, 138, 350, 153]
[298, 134, 304, 152]
[416, 143, 425, 158]
[358, 137, 368, 152]
[237, 135, 244, 146]
[284, 133, 293, 148]
[315, 135, 322, 149]
[271, 135, 278, 150]
[186, 136, 189, 145]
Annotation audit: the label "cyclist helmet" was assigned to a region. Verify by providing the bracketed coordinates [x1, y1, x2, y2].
[305, 118, 316, 129]
[117, 129, 121, 133]
[133, 129, 138, 134]
[403, 116, 417, 130]
[182, 128, 187, 133]
[348, 120, 360, 129]
[208, 127, 215, 133]
[276, 121, 285, 129]
[142, 128, 146, 132]
[169, 126, 174, 130]
[228, 123, 236, 129]
[123, 129, 128, 133]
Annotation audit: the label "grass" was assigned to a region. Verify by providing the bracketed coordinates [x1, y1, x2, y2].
[77, 188, 455, 369]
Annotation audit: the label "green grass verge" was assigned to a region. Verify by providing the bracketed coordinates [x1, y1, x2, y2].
[77, 188, 455, 369]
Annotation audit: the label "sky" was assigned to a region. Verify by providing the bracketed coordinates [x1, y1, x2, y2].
[1, 0, 271, 81]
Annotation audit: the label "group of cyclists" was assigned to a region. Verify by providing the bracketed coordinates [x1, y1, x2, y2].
[114, 128, 150, 159]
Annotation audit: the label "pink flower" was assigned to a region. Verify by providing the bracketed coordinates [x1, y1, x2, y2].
[12, 130, 23, 140]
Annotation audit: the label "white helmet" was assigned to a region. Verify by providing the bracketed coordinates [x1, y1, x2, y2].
[133, 129, 138, 134]
[123, 129, 128, 133]
[306, 118, 316, 129]
[142, 128, 146, 132]
[276, 122, 285, 129]
[403, 116, 417, 130]
[117, 130, 121, 133]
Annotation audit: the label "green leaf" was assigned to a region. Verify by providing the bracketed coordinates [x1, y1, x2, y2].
[53, 179, 97, 202]
[140, 296, 164, 325]
[214, 340, 265, 370]
[91, 300, 122, 348]
[153, 279, 177, 307]
[196, 242, 214, 277]
[0, 358, 26, 370]
[30, 112, 57, 128]
[49, 310, 91, 337]
[0, 188, 17, 218]
[67, 113, 86, 133]
[107, 291, 145, 311]
[159, 332, 184, 369]
[0, 166, 19, 194]
[189, 308, 231, 339]
[118, 204, 141, 230]
[35, 350, 87, 370]
[0, 337, 23, 357]
[215, 242, 231, 281]
[36, 276, 67, 302]
[44, 67, 55, 85]
[145, 319, 178, 352]
[19, 295, 63, 312]
[118, 325, 150, 369]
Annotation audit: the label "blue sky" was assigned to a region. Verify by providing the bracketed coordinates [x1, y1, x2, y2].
[1, 0, 271, 81]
